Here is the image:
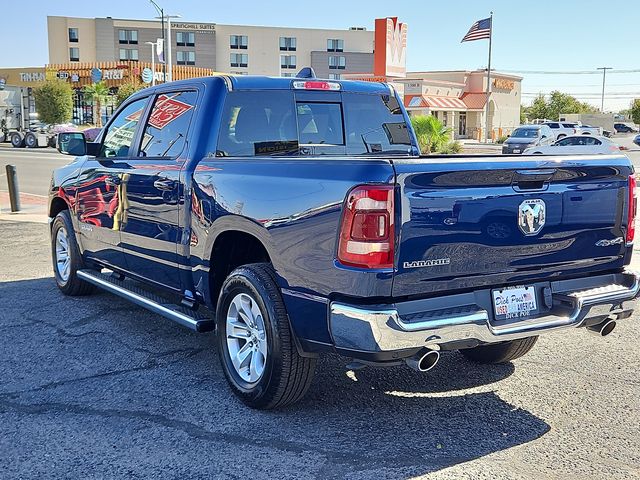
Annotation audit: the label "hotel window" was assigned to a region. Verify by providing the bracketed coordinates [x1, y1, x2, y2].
[230, 53, 248, 68]
[328, 55, 346, 70]
[176, 32, 195, 47]
[119, 29, 138, 45]
[280, 55, 297, 69]
[327, 39, 344, 52]
[328, 73, 341, 80]
[69, 47, 79, 62]
[68, 28, 78, 43]
[177, 51, 196, 65]
[230, 35, 248, 49]
[279, 36, 296, 51]
[119, 48, 139, 61]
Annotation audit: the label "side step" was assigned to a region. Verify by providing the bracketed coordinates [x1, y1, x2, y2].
[77, 269, 215, 333]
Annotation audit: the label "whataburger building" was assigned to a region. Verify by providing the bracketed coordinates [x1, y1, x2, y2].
[0, 15, 521, 138]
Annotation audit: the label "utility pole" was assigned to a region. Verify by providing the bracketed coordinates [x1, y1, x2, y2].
[597, 67, 612, 112]
[149, 0, 166, 82]
[164, 15, 181, 82]
[484, 12, 493, 142]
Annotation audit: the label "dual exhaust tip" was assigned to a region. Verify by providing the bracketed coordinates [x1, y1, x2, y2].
[405, 318, 617, 372]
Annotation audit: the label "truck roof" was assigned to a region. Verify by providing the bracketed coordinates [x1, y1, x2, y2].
[139, 75, 393, 95]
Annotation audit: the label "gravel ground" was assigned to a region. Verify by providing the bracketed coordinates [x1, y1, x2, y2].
[0, 219, 638, 479]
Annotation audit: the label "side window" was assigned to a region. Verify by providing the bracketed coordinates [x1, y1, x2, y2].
[100, 97, 148, 158]
[296, 102, 344, 145]
[556, 137, 573, 146]
[216, 91, 298, 157]
[343, 92, 411, 154]
[139, 91, 197, 158]
[548, 123, 559, 129]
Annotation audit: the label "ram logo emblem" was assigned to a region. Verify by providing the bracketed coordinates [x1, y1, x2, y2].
[518, 199, 546, 236]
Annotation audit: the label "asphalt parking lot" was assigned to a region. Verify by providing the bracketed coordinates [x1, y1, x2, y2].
[1, 218, 639, 479]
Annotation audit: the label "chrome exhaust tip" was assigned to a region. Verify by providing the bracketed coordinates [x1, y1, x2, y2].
[587, 318, 617, 337]
[405, 349, 440, 372]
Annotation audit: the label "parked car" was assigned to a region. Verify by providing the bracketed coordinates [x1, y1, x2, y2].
[543, 121, 580, 140]
[502, 125, 554, 154]
[49, 74, 640, 409]
[615, 123, 638, 134]
[524, 135, 621, 155]
[577, 124, 603, 136]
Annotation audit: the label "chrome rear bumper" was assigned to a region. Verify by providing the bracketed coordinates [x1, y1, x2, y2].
[329, 271, 640, 354]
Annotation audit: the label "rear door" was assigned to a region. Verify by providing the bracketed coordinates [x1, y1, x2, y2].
[391, 156, 632, 297]
[119, 89, 199, 291]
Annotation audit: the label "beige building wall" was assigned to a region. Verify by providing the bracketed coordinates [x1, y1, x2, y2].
[48, 16, 97, 64]
[214, 24, 373, 76]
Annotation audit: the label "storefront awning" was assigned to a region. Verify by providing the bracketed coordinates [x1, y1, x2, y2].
[405, 95, 467, 110]
[460, 92, 488, 110]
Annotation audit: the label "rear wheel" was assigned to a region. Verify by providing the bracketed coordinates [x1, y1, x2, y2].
[557, 134, 566, 140]
[216, 263, 316, 409]
[459, 336, 538, 364]
[24, 132, 38, 148]
[51, 210, 95, 296]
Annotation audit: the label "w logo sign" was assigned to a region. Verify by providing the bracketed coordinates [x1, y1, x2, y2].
[374, 17, 407, 78]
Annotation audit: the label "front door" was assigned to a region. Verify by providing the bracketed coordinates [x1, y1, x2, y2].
[119, 90, 199, 291]
[74, 96, 149, 270]
[459, 112, 467, 137]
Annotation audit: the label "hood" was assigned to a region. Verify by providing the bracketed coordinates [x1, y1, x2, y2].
[505, 136, 537, 145]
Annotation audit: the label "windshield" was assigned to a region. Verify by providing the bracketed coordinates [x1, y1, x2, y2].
[511, 128, 539, 138]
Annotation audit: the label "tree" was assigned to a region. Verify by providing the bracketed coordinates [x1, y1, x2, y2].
[410, 115, 452, 154]
[33, 80, 73, 125]
[523, 91, 598, 121]
[116, 82, 144, 107]
[83, 81, 111, 127]
[630, 99, 640, 125]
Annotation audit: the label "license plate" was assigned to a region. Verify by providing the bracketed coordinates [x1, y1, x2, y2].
[513, 149, 521, 153]
[492, 285, 538, 321]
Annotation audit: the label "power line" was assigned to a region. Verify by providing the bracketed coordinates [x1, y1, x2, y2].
[499, 69, 640, 75]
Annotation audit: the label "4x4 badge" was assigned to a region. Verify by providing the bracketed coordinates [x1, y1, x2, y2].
[518, 199, 546, 236]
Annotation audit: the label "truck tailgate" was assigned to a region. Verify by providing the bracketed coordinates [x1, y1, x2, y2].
[392, 155, 633, 298]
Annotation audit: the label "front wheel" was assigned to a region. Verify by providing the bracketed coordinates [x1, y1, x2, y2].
[10, 132, 24, 148]
[459, 336, 538, 364]
[216, 263, 316, 409]
[51, 210, 96, 296]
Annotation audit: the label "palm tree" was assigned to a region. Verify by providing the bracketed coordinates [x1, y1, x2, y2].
[410, 115, 452, 154]
[83, 81, 111, 127]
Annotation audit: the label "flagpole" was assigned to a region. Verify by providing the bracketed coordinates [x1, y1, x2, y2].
[484, 11, 493, 142]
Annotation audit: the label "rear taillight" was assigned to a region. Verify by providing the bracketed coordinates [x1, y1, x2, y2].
[292, 80, 340, 91]
[627, 175, 637, 244]
[337, 185, 394, 269]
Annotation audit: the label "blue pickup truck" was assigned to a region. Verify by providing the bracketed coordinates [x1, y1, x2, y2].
[50, 73, 639, 409]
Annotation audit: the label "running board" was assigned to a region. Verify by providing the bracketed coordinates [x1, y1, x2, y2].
[77, 269, 215, 333]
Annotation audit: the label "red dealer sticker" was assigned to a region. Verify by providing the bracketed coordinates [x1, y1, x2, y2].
[126, 94, 194, 130]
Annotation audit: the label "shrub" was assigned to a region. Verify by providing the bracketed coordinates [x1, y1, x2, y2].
[33, 80, 73, 125]
[438, 141, 462, 154]
[496, 135, 509, 144]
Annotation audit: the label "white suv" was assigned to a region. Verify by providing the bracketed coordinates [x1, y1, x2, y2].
[543, 122, 580, 140]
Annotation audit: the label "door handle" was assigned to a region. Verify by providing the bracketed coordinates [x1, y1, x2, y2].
[104, 176, 121, 186]
[153, 178, 175, 191]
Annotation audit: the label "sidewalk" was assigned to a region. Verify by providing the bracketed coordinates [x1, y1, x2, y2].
[0, 191, 48, 223]
[459, 139, 502, 155]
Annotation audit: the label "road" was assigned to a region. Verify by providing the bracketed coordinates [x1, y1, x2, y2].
[0, 219, 639, 479]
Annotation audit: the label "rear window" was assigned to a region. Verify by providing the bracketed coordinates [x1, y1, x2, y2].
[216, 90, 412, 157]
[562, 123, 577, 128]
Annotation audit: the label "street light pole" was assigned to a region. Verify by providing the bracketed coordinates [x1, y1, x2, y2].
[597, 67, 612, 112]
[145, 41, 156, 85]
[149, 0, 166, 82]
[165, 15, 181, 82]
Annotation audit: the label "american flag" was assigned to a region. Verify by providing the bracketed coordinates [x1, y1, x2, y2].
[461, 17, 492, 42]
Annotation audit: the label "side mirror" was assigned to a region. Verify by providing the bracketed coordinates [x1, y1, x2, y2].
[57, 132, 87, 156]
[541, 135, 547, 139]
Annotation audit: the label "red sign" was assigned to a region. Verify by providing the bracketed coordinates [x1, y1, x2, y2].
[126, 94, 193, 130]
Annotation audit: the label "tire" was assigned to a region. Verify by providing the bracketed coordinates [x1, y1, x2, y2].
[24, 132, 38, 148]
[532, 151, 543, 155]
[556, 134, 566, 140]
[459, 336, 538, 364]
[51, 210, 96, 296]
[10, 132, 24, 148]
[216, 263, 316, 409]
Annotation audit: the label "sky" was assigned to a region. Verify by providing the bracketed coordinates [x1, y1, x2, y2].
[1, 0, 638, 111]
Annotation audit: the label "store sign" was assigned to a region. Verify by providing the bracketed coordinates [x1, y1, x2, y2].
[103, 69, 125, 80]
[19, 72, 45, 82]
[141, 68, 153, 84]
[171, 23, 215, 31]
[90, 68, 102, 83]
[373, 17, 407, 78]
[57, 72, 69, 80]
[493, 78, 515, 90]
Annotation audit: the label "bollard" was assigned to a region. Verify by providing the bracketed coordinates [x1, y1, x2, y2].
[5, 164, 20, 212]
